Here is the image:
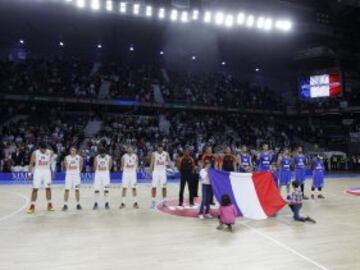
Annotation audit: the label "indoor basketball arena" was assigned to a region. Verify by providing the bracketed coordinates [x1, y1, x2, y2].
[0, 0, 360, 269]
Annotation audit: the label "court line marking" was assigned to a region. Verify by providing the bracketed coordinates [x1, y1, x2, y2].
[0, 191, 29, 222]
[241, 222, 329, 270]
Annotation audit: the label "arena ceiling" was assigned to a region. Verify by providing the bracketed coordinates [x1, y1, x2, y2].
[0, 0, 358, 73]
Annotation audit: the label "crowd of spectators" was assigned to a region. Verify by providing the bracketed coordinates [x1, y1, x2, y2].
[161, 73, 286, 111]
[0, 107, 86, 172]
[100, 63, 159, 101]
[0, 57, 101, 98]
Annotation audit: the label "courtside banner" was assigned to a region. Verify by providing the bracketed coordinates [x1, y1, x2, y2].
[209, 169, 287, 220]
[0, 171, 180, 184]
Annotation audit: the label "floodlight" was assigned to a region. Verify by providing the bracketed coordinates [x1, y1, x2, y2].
[192, 10, 199, 20]
[237, 13, 245, 25]
[246, 15, 255, 27]
[91, 0, 99, 11]
[215, 12, 224, 25]
[204, 11, 211, 23]
[59, 41, 64, 47]
[106, 0, 113, 12]
[181, 11, 189, 23]
[146, 6, 152, 17]
[264, 18, 273, 30]
[133, 4, 140, 15]
[119, 2, 126, 13]
[225, 15, 234, 28]
[257, 17, 265, 29]
[170, 9, 178, 21]
[76, 0, 85, 8]
[158, 8, 165, 19]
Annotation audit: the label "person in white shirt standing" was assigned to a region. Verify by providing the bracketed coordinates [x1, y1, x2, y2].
[120, 146, 139, 209]
[93, 147, 113, 210]
[150, 144, 175, 208]
[62, 146, 83, 211]
[27, 142, 55, 214]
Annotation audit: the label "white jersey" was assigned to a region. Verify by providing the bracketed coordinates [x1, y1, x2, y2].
[65, 154, 81, 174]
[34, 149, 52, 171]
[153, 151, 168, 171]
[95, 154, 111, 172]
[122, 153, 138, 172]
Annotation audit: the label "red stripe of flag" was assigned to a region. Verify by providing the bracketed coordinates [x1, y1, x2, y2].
[252, 172, 287, 216]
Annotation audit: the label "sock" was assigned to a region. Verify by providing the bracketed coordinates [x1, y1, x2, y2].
[104, 191, 109, 204]
[64, 202, 68, 206]
[133, 196, 137, 203]
[47, 200, 52, 205]
[94, 192, 100, 204]
[122, 197, 126, 204]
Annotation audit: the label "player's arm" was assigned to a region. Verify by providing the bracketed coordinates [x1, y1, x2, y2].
[277, 156, 282, 168]
[233, 155, 237, 171]
[135, 155, 139, 170]
[50, 151, 55, 173]
[150, 153, 155, 172]
[64, 157, 68, 172]
[93, 157, 97, 172]
[167, 153, 175, 171]
[120, 155, 125, 171]
[249, 156, 253, 171]
[109, 157, 113, 171]
[79, 156, 83, 172]
[176, 157, 182, 170]
[28, 152, 36, 174]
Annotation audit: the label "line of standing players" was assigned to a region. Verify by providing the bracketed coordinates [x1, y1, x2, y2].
[177, 143, 326, 209]
[26, 141, 325, 213]
[26, 143, 176, 213]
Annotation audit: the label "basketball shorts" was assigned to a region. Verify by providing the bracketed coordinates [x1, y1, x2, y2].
[152, 170, 167, 188]
[65, 173, 81, 190]
[94, 171, 111, 190]
[122, 171, 137, 189]
[33, 169, 52, 189]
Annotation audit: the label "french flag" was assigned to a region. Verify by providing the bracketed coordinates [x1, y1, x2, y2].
[209, 169, 287, 220]
[300, 73, 342, 98]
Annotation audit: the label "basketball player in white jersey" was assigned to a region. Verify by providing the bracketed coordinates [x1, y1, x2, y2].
[120, 146, 139, 209]
[93, 147, 113, 210]
[62, 146, 83, 211]
[150, 144, 175, 208]
[27, 142, 55, 214]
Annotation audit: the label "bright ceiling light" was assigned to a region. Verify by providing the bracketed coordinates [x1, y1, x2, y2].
[215, 12, 224, 25]
[181, 11, 189, 23]
[91, 0, 99, 11]
[225, 14, 234, 28]
[119, 2, 126, 13]
[257, 17, 265, 29]
[204, 11, 212, 23]
[76, 0, 85, 9]
[264, 18, 273, 30]
[106, 0, 113, 12]
[276, 20, 292, 31]
[97, 44, 102, 49]
[246, 15, 255, 27]
[158, 8, 165, 19]
[192, 10, 199, 20]
[65, 0, 72, 3]
[133, 4, 140, 15]
[237, 13, 245, 25]
[146, 6, 152, 17]
[59, 41, 64, 47]
[170, 9, 178, 21]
